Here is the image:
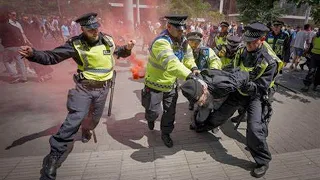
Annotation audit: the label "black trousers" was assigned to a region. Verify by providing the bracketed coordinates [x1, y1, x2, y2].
[207, 92, 272, 165]
[49, 81, 109, 154]
[303, 53, 320, 87]
[142, 86, 178, 134]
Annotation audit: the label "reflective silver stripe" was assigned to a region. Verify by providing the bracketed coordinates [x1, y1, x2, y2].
[148, 58, 165, 71]
[85, 68, 113, 73]
[162, 54, 177, 68]
[157, 49, 173, 60]
[145, 79, 174, 89]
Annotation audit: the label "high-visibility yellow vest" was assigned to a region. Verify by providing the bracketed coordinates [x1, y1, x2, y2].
[73, 35, 115, 81]
[214, 35, 227, 48]
[145, 32, 194, 92]
[234, 42, 283, 96]
[266, 31, 289, 58]
[311, 36, 320, 55]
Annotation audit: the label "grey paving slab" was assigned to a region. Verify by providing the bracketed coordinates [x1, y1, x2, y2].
[4, 156, 42, 180]
[189, 162, 228, 180]
[0, 157, 22, 180]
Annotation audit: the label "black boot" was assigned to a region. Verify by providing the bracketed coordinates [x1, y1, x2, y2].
[231, 113, 247, 123]
[147, 121, 155, 130]
[251, 164, 269, 178]
[40, 153, 61, 180]
[161, 134, 173, 148]
[81, 129, 92, 143]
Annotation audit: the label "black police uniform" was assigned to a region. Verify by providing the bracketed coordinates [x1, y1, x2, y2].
[28, 13, 132, 180]
[198, 23, 277, 178]
[266, 20, 290, 63]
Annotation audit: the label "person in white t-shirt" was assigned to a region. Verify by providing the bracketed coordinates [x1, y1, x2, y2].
[291, 24, 311, 71]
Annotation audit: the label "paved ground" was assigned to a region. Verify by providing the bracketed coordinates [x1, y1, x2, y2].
[0, 48, 320, 179]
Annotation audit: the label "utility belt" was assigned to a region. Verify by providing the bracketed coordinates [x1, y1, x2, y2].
[73, 72, 111, 89]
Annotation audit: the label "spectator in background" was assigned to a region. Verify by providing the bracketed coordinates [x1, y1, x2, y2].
[237, 22, 244, 36]
[291, 24, 311, 71]
[61, 18, 70, 41]
[0, 10, 28, 83]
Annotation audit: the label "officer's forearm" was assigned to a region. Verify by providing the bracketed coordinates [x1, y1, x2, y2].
[27, 49, 66, 65]
[253, 63, 277, 95]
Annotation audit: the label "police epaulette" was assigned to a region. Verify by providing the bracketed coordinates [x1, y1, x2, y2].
[67, 36, 80, 43]
[100, 32, 114, 47]
[261, 50, 276, 64]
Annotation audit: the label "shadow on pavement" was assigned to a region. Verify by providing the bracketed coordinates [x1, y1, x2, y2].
[276, 69, 320, 101]
[103, 105, 253, 171]
[220, 121, 247, 145]
[5, 124, 61, 150]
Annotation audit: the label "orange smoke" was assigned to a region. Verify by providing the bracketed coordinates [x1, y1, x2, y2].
[129, 53, 145, 79]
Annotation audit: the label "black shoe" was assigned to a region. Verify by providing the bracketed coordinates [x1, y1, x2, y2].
[188, 103, 194, 111]
[251, 164, 269, 178]
[301, 86, 309, 92]
[147, 121, 155, 130]
[161, 134, 173, 148]
[41, 153, 60, 180]
[81, 129, 92, 143]
[231, 113, 247, 123]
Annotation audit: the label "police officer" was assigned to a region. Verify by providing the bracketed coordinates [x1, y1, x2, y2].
[182, 22, 281, 178]
[266, 20, 290, 66]
[207, 21, 229, 55]
[141, 15, 198, 148]
[186, 31, 222, 110]
[19, 12, 135, 180]
[302, 30, 320, 91]
[218, 35, 243, 69]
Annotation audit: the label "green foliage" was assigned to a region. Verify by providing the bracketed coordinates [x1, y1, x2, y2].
[287, 0, 320, 24]
[237, 0, 285, 24]
[158, 0, 224, 22]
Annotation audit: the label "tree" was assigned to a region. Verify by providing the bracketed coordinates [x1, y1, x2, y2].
[287, 0, 320, 24]
[237, 0, 285, 24]
[157, 0, 224, 23]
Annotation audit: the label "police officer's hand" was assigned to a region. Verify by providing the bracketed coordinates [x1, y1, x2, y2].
[192, 69, 201, 76]
[19, 46, 34, 58]
[126, 40, 136, 50]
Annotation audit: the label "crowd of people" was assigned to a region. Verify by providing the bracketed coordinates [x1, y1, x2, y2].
[1, 5, 320, 180]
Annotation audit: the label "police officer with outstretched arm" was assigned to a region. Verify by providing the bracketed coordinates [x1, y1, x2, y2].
[19, 12, 135, 180]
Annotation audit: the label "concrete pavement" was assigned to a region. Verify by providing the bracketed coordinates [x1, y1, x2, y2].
[0, 53, 320, 179]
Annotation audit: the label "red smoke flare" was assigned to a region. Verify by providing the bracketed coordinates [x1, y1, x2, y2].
[129, 53, 145, 79]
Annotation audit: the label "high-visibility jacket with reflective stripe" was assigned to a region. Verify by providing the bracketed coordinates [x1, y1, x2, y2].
[195, 46, 222, 70]
[145, 31, 196, 92]
[311, 36, 320, 55]
[234, 42, 283, 96]
[73, 35, 115, 81]
[266, 31, 289, 59]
